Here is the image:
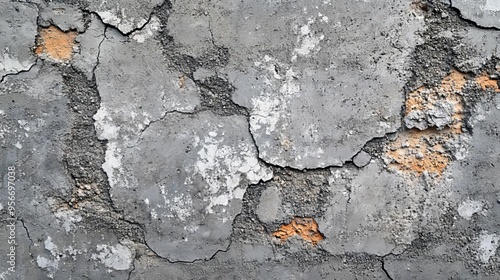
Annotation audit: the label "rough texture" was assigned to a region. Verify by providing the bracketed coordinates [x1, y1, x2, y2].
[1, 0, 500, 279]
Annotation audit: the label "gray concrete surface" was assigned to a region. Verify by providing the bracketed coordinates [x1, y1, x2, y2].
[1, 0, 500, 279]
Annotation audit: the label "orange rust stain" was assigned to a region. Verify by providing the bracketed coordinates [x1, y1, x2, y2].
[390, 70, 467, 175]
[475, 72, 500, 93]
[35, 26, 77, 61]
[273, 217, 324, 246]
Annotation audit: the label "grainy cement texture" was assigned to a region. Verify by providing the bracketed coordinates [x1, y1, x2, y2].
[0, 0, 500, 279]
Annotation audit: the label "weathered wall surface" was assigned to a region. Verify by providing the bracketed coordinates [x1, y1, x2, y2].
[1, 0, 500, 279]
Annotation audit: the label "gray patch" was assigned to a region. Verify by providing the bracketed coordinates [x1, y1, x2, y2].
[405, 100, 455, 130]
[73, 14, 105, 80]
[352, 151, 371, 168]
[39, 3, 86, 32]
[108, 111, 272, 262]
[256, 186, 281, 223]
[222, 0, 424, 169]
[452, 0, 500, 28]
[88, 0, 163, 34]
[0, 0, 38, 78]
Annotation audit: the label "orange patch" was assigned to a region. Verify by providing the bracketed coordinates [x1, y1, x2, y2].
[389, 70, 467, 175]
[441, 69, 466, 92]
[387, 129, 451, 175]
[273, 217, 324, 246]
[35, 26, 77, 61]
[475, 73, 500, 93]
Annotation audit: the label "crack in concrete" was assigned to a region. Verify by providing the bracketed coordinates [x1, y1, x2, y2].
[448, 0, 500, 31]
[0, 58, 39, 84]
[19, 218, 37, 265]
[380, 258, 394, 280]
[127, 254, 136, 280]
[81, 5, 158, 38]
[91, 26, 107, 80]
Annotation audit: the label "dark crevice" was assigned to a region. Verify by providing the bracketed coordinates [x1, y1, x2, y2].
[381, 258, 394, 280]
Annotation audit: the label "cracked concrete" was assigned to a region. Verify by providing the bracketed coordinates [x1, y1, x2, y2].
[1, 0, 500, 279]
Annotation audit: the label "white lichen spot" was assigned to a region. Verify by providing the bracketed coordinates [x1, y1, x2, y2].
[91, 244, 132, 271]
[457, 199, 485, 220]
[477, 231, 500, 263]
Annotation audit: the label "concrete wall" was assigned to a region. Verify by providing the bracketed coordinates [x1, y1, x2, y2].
[1, 0, 499, 279]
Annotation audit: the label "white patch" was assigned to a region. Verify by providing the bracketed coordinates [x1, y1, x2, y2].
[36, 255, 58, 271]
[97, 10, 136, 34]
[457, 199, 485, 220]
[292, 19, 325, 61]
[193, 131, 272, 213]
[102, 142, 123, 188]
[44, 236, 59, 257]
[150, 208, 158, 219]
[477, 232, 500, 263]
[249, 64, 300, 137]
[131, 16, 161, 43]
[144, 198, 149, 205]
[14, 141, 22, 149]
[94, 106, 120, 140]
[0, 52, 34, 75]
[184, 224, 199, 233]
[91, 244, 132, 270]
[54, 209, 83, 233]
[484, 0, 500, 11]
[160, 192, 193, 221]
